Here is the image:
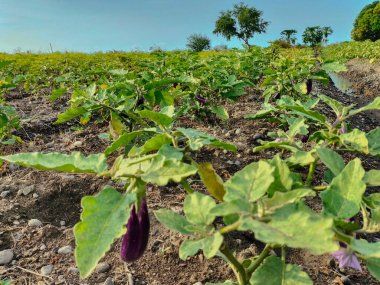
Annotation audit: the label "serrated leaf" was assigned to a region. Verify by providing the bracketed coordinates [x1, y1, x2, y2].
[177, 127, 236, 152]
[49, 87, 67, 101]
[250, 256, 312, 285]
[287, 117, 308, 138]
[139, 110, 173, 127]
[240, 204, 338, 255]
[154, 209, 193, 235]
[179, 232, 223, 260]
[318, 94, 345, 117]
[367, 127, 380, 156]
[184, 192, 217, 226]
[287, 151, 316, 166]
[262, 189, 315, 214]
[142, 160, 197, 186]
[198, 163, 225, 201]
[364, 170, 380, 186]
[349, 97, 380, 117]
[321, 158, 366, 219]
[267, 155, 292, 197]
[137, 134, 172, 155]
[74, 187, 136, 278]
[0, 152, 108, 174]
[211, 106, 229, 120]
[224, 161, 274, 203]
[285, 105, 327, 123]
[340, 129, 369, 153]
[351, 239, 380, 259]
[55, 107, 88, 124]
[317, 147, 345, 176]
[367, 258, 380, 281]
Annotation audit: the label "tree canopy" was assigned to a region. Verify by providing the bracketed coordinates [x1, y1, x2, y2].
[186, 34, 211, 52]
[213, 2, 269, 47]
[280, 29, 297, 45]
[351, 1, 380, 41]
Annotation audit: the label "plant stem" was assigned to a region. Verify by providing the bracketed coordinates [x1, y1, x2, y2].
[305, 161, 316, 186]
[180, 179, 194, 194]
[219, 243, 247, 285]
[219, 221, 241, 235]
[247, 244, 272, 276]
[333, 229, 352, 244]
[313, 185, 327, 191]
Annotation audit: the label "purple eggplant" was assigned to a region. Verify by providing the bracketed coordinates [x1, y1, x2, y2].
[301, 135, 309, 143]
[121, 198, 150, 262]
[306, 79, 312, 95]
[195, 95, 207, 105]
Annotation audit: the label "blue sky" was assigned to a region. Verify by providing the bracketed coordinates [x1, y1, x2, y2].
[0, 0, 374, 53]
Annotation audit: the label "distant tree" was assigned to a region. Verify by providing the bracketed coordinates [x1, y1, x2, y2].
[302, 26, 324, 47]
[269, 39, 292, 49]
[213, 2, 269, 47]
[280, 29, 297, 45]
[352, 1, 380, 41]
[322, 26, 333, 44]
[213, 44, 229, 51]
[186, 34, 211, 52]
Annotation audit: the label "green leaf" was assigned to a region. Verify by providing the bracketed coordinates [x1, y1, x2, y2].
[110, 111, 126, 137]
[137, 134, 172, 155]
[104, 130, 150, 156]
[179, 232, 223, 260]
[154, 209, 193, 235]
[211, 106, 229, 120]
[250, 256, 312, 285]
[320, 158, 366, 219]
[318, 94, 345, 117]
[267, 155, 293, 197]
[224, 161, 274, 203]
[285, 105, 327, 124]
[142, 159, 197, 186]
[287, 117, 308, 138]
[139, 110, 173, 127]
[184, 192, 217, 226]
[317, 147, 345, 176]
[240, 204, 338, 255]
[294, 82, 308, 95]
[0, 152, 108, 174]
[287, 151, 316, 166]
[367, 258, 380, 281]
[198, 163, 225, 201]
[364, 170, 380, 186]
[74, 187, 136, 278]
[340, 129, 369, 154]
[253, 142, 300, 153]
[49, 87, 67, 101]
[349, 97, 380, 117]
[177, 127, 236, 152]
[54, 107, 88, 124]
[351, 239, 380, 259]
[367, 127, 380, 156]
[205, 281, 235, 285]
[262, 189, 315, 214]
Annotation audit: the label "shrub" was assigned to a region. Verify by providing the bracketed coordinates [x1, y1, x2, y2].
[352, 1, 380, 41]
[186, 34, 211, 52]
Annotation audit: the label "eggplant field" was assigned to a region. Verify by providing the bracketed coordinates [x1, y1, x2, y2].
[1, 1, 380, 285]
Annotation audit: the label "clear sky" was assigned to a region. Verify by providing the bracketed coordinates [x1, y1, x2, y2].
[0, 0, 374, 53]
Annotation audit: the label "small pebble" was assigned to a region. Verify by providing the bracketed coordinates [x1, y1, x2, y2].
[0, 191, 10, 198]
[95, 262, 110, 273]
[40, 244, 47, 250]
[193, 282, 203, 285]
[60, 221, 66, 226]
[103, 277, 114, 285]
[72, 141, 83, 147]
[226, 160, 234, 165]
[17, 185, 34, 196]
[58, 245, 73, 254]
[235, 128, 241, 135]
[13, 220, 20, 225]
[32, 193, 39, 198]
[40, 264, 54, 276]
[28, 219, 43, 227]
[341, 276, 352, 285]
[67, 266, 79, 274]
[0, 249, 14, 264]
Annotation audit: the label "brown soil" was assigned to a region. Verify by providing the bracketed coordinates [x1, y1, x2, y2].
[341, 59, 380, 99]
[0, 80, 379, 284]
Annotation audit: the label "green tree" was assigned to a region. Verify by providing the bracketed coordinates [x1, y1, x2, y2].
[322, 26, 333, 44]
[280, 29, 297, 45]
[186, 34, 211, 52]
[213, 2, 269, 47]
[352, 1, 380, 41]
[302, 26, 324, 47]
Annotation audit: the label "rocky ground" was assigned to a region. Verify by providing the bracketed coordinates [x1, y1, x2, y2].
[0, 67, 380, 284]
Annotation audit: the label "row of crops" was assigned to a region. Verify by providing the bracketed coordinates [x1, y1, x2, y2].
[0, 42, 380, 284]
